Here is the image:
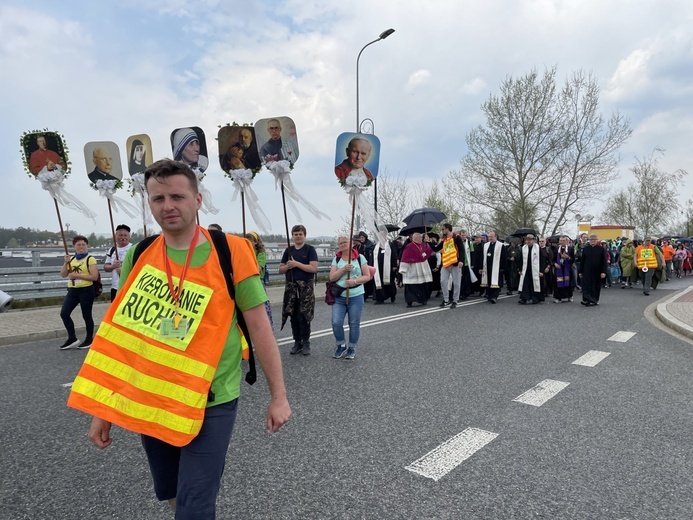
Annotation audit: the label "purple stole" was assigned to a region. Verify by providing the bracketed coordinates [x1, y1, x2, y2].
[555, 246, 571, 288]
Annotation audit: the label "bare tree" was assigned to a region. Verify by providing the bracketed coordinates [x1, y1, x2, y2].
[375, 168, 414, 226]
[600, 149, 687, 237]
[541, 71, 632, 233]
[447, 67, 632, 237]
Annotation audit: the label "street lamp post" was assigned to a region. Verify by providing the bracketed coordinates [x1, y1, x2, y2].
[356, 28, 395, 213]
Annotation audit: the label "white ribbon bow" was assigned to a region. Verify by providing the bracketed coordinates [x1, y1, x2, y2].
[343, 172, 387, 249]
[37, 167, 96, 221]
[95, 179, 140, 219]
[230, 169, 272, 233]
[268, 160, 330, 221]
[129, 173, 154, 229]
[196, 171, 219, 215]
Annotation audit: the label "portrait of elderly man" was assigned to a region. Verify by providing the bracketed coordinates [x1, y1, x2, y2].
[334, 137, 375, 183]
[221, 127, 261, 171]
[87, 145, 121, 183]
[256, 117, 299, 164]
[29, 134, 66, 175]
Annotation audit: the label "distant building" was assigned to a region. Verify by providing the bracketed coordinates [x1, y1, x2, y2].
[578, 224, 635, 241]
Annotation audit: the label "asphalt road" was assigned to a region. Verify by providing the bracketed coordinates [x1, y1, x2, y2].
[1, 280, 692, 520]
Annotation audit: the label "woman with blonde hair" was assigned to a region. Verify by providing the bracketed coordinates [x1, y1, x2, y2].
[329, 236, 371, 360]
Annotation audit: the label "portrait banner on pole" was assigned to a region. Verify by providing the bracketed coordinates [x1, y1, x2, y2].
[170, 126, 218, 214]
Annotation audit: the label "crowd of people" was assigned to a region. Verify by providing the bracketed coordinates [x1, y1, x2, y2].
[273, 226, 693, 366]
[338, 228, 693, 310]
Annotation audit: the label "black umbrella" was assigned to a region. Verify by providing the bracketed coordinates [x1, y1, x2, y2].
[511, 227, 539, 237]
[402, 207, 447, 228]
[399, 224, 428, 236]
[384, 224, 400, 232]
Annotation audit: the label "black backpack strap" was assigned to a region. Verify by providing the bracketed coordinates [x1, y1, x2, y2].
[132, 235, 160, 266]
[209, 230, 257, 386]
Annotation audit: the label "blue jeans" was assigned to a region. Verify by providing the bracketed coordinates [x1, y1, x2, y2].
[141, 399, 238, 519]
[331, 293, 364, 346]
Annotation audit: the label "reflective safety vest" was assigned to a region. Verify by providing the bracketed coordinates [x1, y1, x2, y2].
[635, 245, 658, 269]
[67, 232, 237, 447]
[441, 238, 459, 268]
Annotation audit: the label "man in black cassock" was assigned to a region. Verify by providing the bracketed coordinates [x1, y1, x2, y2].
[578, 234, 608, 306]
[373, 237, 399, 304]
[518, 234, 546, 304]
[480, 231, 507, 304]
[505, 238, 521, 295]
[539, 237, 554, 297]
[471, 234, 484, 296]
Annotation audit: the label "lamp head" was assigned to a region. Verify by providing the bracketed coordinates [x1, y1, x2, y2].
[379, 28, 395, 39]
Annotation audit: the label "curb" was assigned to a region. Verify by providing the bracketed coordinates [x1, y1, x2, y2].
[0, 288, 325, 347]
[0, 326, 90, 348]
[655, 286, 693, 341]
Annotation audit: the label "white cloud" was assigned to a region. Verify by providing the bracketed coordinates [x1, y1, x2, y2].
[605, 49, 653, 102]
[406, 69, 431, 88]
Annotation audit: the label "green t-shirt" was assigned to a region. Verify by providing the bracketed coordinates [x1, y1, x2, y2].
[119, 240, 267, 407]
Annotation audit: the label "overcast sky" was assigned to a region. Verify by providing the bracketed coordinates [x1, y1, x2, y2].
[1, 0, 691, 239]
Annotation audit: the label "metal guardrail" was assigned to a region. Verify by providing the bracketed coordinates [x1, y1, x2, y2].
[0, 258, 335, 301]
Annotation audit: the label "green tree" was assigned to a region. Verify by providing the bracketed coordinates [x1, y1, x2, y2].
[418, 181, 462, 234]
[5, 237, 19, 248]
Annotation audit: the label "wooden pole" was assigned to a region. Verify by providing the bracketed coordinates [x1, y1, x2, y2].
[54, 198, 74, 286]
[280, 182, 293, 282]
[241, 191, 247, 236]
[141, 195, 148, 238]
[107, 199, 119, 261]
[54, 198, 69, 256]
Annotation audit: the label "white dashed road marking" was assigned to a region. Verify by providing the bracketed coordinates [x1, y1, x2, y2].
[572, 350, 611, 367]
[608, 331, 636, 343]
[405, 427, 499, 481]
[513, 379, 570, 407]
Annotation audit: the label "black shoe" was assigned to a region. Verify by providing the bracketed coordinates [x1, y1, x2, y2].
[390, 296, 396, 303]
[518, 299, 526, 305]
[439, 301, 449, 308]
[490, 298, 497, 304]
[450, 301, 457, 309]
[77, 338, 93, 349]
[581, 301, 588, 306]
[407, 302, 413, 307]
[302, 342, 311, 356]
[290, 341, 303, 355]
[644, 291, 650, 296]
[374, 300, 384, 305]
[59, 338, 80, 350]
[506, 291, 513, 296]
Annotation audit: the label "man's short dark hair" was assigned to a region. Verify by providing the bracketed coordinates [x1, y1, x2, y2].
[144, 159, 198, 194]
[115, 224, 131, 232]
[292, 224, 306, 235]
[208, 224, 222, 232]
[442, 223, 453, 232]
[73, 235, 88, 245]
